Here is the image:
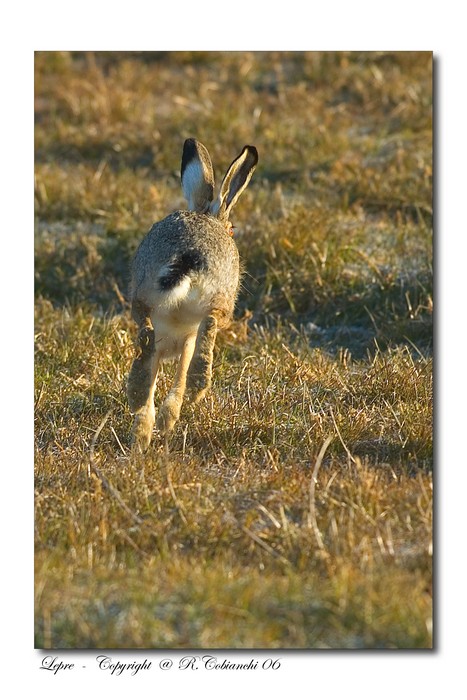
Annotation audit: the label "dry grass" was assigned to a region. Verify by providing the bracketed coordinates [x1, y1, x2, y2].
[34, 51, 432, 649]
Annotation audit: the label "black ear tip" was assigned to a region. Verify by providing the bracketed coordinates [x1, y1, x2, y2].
[181, 138, 198, 175]
[244, 145, 259, 164]
[183, 138, 197, 156]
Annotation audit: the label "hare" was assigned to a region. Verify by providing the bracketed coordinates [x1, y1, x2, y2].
[127, 138, 258, 450]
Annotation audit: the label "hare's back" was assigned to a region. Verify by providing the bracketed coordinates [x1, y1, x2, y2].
[131, 211, 239, 310]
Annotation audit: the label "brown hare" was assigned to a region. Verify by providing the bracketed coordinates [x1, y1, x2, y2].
[127, 138, 258, 450]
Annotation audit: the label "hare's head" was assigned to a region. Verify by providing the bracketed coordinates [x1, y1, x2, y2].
[181, 138, 258, 229]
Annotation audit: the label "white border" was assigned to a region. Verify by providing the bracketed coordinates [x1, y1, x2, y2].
[3, 1, 462, 696]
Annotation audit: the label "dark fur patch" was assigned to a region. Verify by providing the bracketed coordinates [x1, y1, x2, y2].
[158, 250, 205, 291]
[181, 138, 198, 179]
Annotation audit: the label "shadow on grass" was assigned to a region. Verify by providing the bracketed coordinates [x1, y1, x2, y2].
[302, 275, 432, 358]
[35, 223, 432, 359]
[239, 269, 432, 359]
[35, 139, 161, 174]
[35, 223, 134, 312]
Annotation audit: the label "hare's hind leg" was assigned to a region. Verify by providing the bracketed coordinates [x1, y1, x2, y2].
[186, 313, 219, 403]
[127, 301, 160, 451]
[157, 334, 196, 436]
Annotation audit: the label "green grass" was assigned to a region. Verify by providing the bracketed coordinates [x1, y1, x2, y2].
[34, 51, 432, 649]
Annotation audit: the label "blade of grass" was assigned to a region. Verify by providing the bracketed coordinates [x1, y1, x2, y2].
[307, 435, 333, 551]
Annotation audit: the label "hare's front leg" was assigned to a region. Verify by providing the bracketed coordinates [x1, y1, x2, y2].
[157, 334, 196, 436]
[127, 303, 160, 451]
[186, 314, 219, 403]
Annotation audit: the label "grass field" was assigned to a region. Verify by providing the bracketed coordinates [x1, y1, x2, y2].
[34, 51, 433, 649]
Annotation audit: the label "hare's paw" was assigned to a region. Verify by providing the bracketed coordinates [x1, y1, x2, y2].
[187, 358, 212, 403]
[187, 376, 211, 403]
[131, 406, 155, 452]
[127, 354, 155, 413]
[156, 395, 182, 435]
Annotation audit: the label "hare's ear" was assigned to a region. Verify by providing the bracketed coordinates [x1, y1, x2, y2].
[181, 138, 215, 213]
[210, 145, 258, 222]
